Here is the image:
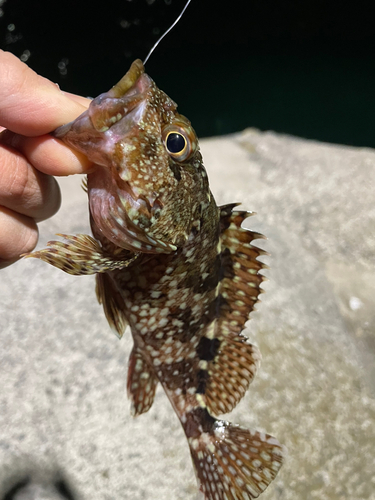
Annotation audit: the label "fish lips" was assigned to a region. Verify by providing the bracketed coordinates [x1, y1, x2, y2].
[52, 72, 152, 167]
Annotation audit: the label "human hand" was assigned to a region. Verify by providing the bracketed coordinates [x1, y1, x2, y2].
[0, 50, 94, 269]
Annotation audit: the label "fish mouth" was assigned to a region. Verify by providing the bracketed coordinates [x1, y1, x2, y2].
[52, 59, 152, 167]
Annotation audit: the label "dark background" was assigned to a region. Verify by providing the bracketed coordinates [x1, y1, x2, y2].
[1, 0, 375, 147]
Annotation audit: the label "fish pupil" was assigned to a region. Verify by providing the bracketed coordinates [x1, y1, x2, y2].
[166, 132, 186, 154]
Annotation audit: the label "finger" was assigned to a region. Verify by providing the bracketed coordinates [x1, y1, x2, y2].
[0, 206, 38, 267]
[0, 129, 94, 176]
[0, 50, 89, 135]
[0, 142, 61, 221]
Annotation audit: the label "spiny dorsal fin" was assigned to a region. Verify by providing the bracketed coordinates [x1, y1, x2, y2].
[200, 204, 268, 416]
[218, 204, 267, 334]
[127, 346, 158, 416]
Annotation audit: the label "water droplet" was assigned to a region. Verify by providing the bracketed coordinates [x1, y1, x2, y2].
[58, 58, 69, 76]
[7, 23, 15, 31]
[120, 19, 130, 29]
[5, 29, 22, 44]
[20, 50, 30, 62]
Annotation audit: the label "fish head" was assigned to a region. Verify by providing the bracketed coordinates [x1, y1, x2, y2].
[54, 59, 210, 253]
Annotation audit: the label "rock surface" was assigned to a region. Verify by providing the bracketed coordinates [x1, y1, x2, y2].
[1, 129, 374, 500]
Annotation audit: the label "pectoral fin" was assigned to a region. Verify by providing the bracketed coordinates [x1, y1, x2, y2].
[24, 233, 139, 275]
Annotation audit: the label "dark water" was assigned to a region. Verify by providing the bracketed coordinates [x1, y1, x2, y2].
[1, 0, 375, 147]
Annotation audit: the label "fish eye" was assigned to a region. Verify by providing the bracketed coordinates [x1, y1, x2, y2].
[162, 119, 197, 162]
[166, 132, 187, 155]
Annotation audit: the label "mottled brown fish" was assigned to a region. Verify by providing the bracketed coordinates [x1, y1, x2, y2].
[27, 59, 285, 499]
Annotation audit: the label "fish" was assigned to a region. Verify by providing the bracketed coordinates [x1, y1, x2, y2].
[26, 59, 285, 499]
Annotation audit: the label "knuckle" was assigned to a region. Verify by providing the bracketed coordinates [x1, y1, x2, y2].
[0, 207, 38, 261]
[19, 224, 38, 255]
[7, 154, 32, 202]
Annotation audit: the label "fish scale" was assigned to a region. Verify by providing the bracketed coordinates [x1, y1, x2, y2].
[26, 59, 286, 499]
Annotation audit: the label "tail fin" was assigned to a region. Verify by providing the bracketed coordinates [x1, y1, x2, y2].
[188, 418, 285, 499]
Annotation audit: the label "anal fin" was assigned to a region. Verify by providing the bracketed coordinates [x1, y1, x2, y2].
[127, 347, 158, 416]
[189, 419, 285, 500]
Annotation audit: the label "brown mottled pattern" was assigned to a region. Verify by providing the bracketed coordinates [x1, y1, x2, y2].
[26, 60, 286, 499]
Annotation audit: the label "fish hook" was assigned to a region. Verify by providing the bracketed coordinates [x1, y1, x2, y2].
[143, 0, 192, 65]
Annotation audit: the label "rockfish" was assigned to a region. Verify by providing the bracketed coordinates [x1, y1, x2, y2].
[27, 59, 285, 499]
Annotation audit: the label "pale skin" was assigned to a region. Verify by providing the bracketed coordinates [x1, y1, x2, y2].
[0, 50, 95, 268]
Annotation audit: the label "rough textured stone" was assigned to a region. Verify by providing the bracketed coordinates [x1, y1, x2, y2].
[1, 129, 374, 499]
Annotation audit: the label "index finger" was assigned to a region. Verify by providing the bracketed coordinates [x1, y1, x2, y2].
[0, 50, 89, 135]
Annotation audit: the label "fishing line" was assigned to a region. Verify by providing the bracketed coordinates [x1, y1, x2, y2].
[143, 0, 192, 65]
